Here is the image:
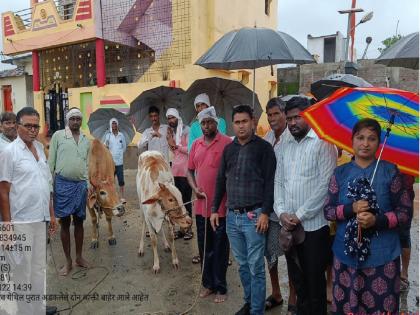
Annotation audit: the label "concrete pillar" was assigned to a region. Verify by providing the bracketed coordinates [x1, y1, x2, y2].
[32, 50, 40, 92]
[95, 38, 106, 87]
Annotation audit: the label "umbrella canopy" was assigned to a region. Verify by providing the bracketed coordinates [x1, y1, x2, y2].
[310, 73, 373, 101]
[129, 86, 187, 132]
[184, 77, 261, 135]
[302, 87, 419, 177]
[375, 32, 419, 69]
[195, 27, 315, 107]
[88, 108, 136, 144]
[280, 94, 315, 102]
[195, 28, 315, 69]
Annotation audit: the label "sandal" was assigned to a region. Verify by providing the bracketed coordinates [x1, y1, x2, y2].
[183, 231, 193, 240]
[192, 255, 201, 264]
[287, 304, 297, 315]
[174, 231, 184, 240]
[400, 277, 410, 292]
[265, 295, 283, 310]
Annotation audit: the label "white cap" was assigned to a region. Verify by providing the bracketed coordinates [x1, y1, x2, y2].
[197, 106, 219, 124]
[194, 93, 211, 107]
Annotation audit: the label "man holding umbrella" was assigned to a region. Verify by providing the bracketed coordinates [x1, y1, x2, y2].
[103, 118, 127, 203]
[48, 107, 91, 276]
[188, 93, 226, 151]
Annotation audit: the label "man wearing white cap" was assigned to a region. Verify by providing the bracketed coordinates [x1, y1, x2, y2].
[166, 108, 193, 240]
[103, 118, 127, 202]
[188, 93, 227, 152]
[187, 106, 232, 303]
[48, 107, 91, 276]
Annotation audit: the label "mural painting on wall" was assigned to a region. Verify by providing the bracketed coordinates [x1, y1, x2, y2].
[32, 8, 58, 31]
[100, 95, 130, 114]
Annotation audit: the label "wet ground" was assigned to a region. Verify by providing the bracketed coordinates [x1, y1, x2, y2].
[46, 170, 419, 314]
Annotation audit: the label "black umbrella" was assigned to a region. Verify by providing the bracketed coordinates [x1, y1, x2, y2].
[88, 108, 135, 144]
[195, 27, 315, 107]
[310, 73, 372, 101]
[184, 77, 261, 135]
[128, 86, 187, 132]
[375, 32, 419, 69]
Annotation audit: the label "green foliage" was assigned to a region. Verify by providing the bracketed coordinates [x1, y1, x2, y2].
[378, 34, 402, 54]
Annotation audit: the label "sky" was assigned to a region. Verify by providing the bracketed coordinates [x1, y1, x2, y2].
[0, 0, 419, 70]
[277, 0, 419, 60]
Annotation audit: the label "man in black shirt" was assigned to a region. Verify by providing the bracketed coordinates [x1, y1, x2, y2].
[210, 105, 276, 315]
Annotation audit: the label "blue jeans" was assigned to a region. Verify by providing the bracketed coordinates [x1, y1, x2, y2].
[226, 208, 266, 315]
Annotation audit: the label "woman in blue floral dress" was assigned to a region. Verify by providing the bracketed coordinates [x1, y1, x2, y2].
[324, 118, 412, 315]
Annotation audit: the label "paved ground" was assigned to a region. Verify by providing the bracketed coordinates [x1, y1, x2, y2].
[46, 170, 419, 314]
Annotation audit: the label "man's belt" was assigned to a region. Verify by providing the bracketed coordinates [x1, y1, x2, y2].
[230, 204, 262, 214]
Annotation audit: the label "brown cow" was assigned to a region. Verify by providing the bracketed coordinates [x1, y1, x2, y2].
[88, 139, 125, 248]
[137, 151, 192, 273]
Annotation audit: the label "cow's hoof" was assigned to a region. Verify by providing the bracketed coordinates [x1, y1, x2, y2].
[108, 238, 117, 246]
[164, 246, 171, 253]
[138, 250, 144, 257]
[172, 259, 179, 270]
[153, 265, 160, 274]
[90, 240, 99, 249]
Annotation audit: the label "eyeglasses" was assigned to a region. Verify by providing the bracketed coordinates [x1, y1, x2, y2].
[19, 123, 40, 131]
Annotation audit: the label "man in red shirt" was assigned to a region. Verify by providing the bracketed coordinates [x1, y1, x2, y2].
[187, 106, 232, 304]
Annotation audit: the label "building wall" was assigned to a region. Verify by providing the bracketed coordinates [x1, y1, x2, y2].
[279, 59, 419, 95]
[307, 32, 346, 63]
[307, 37, 324, 63]
[29, 0, 278, 140]
[0, 76, 30, 112]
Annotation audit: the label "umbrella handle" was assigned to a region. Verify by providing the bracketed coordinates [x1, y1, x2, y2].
[357, 224, 362, 245]
[370, 114, 395, 185]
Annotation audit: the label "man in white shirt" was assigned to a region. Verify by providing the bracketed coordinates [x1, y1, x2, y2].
[104, 118, 127, 202]
[274, 97, 337, 315]
[0, 112, 17, 152]
[0, 107, 57, 315]
[137, 106, 169, 162]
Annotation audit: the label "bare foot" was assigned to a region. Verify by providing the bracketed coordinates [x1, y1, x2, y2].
[327, 286, 333, 303]
[75, 257, 90, 268]
[199, 288, 214, 298]
[214, 294, 227, 303]
[58, 263, 72, 276]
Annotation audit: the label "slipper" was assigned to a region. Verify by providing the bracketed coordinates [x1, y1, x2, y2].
[287, 304, 297, 315]
[192, 255, 201, 264]
[400, 277, 410, 292]
[265, 295, 283, 310]
[183, 231, 193, 240]
[174, 231, 184, 240]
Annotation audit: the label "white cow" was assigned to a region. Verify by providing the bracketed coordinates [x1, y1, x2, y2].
[136, 151, 192, 273]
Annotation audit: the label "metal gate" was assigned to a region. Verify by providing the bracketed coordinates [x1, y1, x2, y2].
[43, 88, 69, 136]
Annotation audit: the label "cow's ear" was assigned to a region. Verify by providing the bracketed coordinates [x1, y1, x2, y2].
[88, 193, 97, 209]
[142, 195, 159, 205]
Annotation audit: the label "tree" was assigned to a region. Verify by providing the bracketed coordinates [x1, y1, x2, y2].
[378, 34, 402, 53]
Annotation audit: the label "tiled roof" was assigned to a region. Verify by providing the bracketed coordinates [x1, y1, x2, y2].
[0, 67, 25, 78]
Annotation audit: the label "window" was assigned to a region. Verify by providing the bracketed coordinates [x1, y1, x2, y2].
[265, 0, 272, 15]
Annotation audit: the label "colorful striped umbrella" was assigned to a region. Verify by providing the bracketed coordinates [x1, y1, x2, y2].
[302, 87, 419, 177]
